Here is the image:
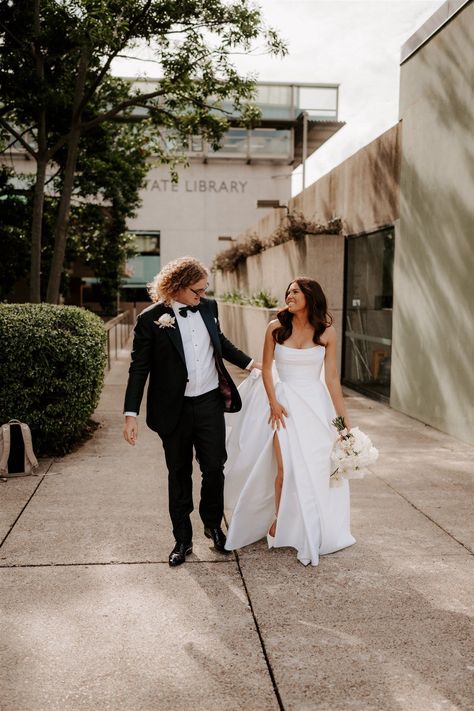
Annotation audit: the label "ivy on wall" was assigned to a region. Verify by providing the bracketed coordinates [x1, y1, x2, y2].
[212, 213, 342, 273]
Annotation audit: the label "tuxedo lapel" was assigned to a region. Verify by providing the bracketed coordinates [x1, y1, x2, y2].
[159, 305, 186, 365]
[198, 301, 221, 354]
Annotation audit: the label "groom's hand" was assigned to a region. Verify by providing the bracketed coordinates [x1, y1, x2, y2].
[123, 416, 138, 446]
[250, 361, 262, 370]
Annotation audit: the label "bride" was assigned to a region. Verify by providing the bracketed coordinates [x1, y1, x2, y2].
[224, 277, 356, 566]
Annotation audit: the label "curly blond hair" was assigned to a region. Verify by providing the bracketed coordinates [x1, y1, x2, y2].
[148, 256, 209, 304]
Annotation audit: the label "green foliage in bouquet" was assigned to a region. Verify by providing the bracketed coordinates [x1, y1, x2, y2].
[0, 304, 107, 455]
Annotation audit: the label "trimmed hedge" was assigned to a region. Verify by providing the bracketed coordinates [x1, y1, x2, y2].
[0, 304, 107, 455]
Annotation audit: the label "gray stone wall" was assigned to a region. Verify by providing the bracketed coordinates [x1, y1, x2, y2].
[392, 1, 474, 445]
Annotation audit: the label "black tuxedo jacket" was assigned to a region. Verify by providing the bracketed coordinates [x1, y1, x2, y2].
[123, 298, 252, 437]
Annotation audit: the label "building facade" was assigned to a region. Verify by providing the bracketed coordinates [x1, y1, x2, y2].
[123, 82, 344, 295]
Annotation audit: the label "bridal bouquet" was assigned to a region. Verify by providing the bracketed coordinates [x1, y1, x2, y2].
[330, 416, 378, 487]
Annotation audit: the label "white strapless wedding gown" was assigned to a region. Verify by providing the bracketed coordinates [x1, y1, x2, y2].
[224, 344, 355, 566]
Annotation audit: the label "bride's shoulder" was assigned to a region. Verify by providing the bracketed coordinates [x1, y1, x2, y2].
[266, 319, 280, 332]
[264, 319, 279, 345]
[320, 324, 337, 346]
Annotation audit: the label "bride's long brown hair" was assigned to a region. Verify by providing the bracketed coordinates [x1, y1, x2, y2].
[272, 277, 332, 345]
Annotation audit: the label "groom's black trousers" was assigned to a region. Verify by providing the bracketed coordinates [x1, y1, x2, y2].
[161, 388, 226, 544]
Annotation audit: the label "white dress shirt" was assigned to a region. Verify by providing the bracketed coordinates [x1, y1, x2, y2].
[172, 300, 219, 397]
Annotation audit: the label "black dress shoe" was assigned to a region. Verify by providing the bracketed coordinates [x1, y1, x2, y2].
[169, 541, 193, 567]
[204, 527, 231, 554]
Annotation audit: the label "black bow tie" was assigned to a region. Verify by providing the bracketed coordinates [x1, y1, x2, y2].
[178, 305, 200, 317]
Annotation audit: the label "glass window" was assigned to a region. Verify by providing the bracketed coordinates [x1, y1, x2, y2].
[213, 128, 248, 156]
[132, 232, 160, 255]
[249, 128, 291, 158]
[343, 228, 394, 400]
[254, 84, 292, 106]
[190, 135, 203, 152]
[298, 87, 338, 118]
[123, 231, 161, 288]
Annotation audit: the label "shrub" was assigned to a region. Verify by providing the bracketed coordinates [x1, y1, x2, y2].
[211, 233, 263, 273]
[213, 214, 343, 272]
[219, 290, 246, 304]
[268, 213, 343, 247]
[248, 290, 279, 308]
[212, 241, 247, 273]
[219, 290, 278, 308]
[0, 304, 107, 456]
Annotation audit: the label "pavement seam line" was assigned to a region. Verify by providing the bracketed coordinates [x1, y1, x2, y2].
[0, 469, 50, 550]
[377, 475, 474, 555]
[0, 552, 467, 569]
[233, 549, 286, 711]
[0, 559, 234, 568]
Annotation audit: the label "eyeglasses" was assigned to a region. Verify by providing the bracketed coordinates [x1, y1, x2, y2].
[189, 284, 208, 297]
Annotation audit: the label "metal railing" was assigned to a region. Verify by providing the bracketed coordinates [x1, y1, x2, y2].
[104, 309, 135, 370]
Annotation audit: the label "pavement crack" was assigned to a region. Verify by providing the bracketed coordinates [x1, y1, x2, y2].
[0, 471, 49, 550]
[0, 559, 235, 568]
[377, 476, 473, 555]
[233, 549, 285, 711]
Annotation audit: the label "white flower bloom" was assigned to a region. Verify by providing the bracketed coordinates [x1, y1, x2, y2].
[330, 425, 378, 483]
[154, 314, 176, 329]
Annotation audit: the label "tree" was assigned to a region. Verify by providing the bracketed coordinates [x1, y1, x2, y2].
[0, 117, 149, 308]
[0, 1, 285, 303]
[0, 167, 31, 300]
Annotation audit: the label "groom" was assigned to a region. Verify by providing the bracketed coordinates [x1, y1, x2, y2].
[123, 256, 258, 566]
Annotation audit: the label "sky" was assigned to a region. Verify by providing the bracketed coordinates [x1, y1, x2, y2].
[112, 0, 446, 195]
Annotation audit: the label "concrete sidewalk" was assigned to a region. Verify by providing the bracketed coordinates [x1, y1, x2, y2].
[1, 344, 473, 711]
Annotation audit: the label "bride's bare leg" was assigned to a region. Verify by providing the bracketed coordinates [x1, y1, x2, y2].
[269, 433, 284, 537]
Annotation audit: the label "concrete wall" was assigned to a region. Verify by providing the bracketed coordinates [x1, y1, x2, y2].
[217, 302, 278, 362]
[290, 123, 401, 236]
[392, 1, 474, 444]
[215, 233, 345, 369]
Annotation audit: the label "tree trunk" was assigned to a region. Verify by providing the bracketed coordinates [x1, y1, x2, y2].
[46, 44, 89, 304]
[45, 128, 81, 304]
[29, 157, 47, 302]
[29, 0, 46, 303]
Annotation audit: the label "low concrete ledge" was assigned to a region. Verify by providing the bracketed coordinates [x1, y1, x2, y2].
[216, 301, 278, 361]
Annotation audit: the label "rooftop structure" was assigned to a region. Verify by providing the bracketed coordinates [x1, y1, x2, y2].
[130, 80, 344, 166]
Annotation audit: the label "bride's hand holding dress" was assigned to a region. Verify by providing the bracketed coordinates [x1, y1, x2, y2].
[267, 398, 288, 430]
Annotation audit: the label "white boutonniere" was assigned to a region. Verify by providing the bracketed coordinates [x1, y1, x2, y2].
[154, 313, 176, 329]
